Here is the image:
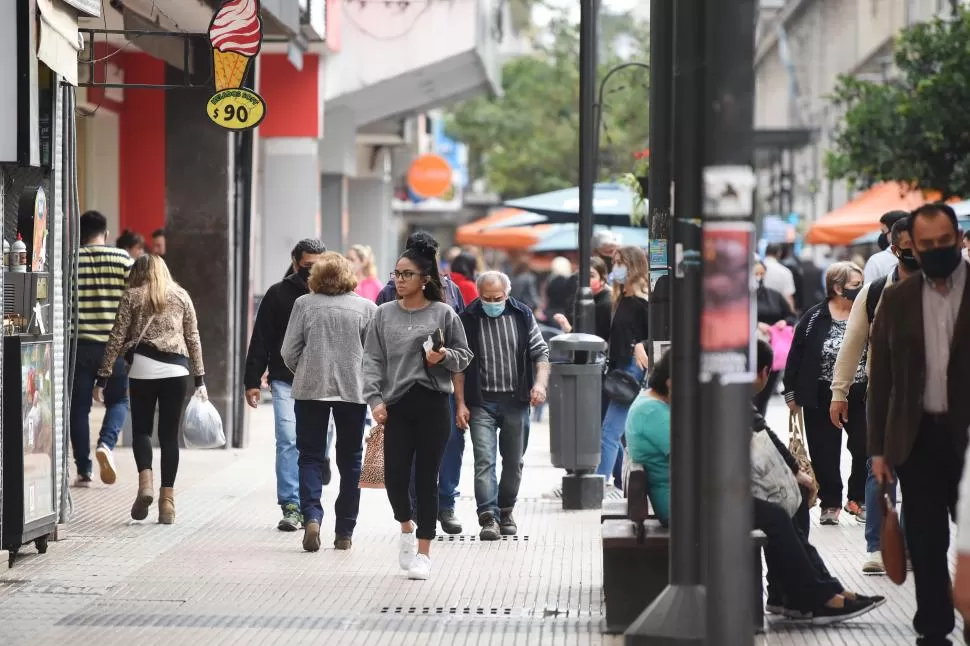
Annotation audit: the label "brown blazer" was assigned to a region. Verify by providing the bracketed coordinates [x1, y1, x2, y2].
[867, 270, 970, 467]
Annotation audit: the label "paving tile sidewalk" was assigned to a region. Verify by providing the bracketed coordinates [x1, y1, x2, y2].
[0, 399, 963, 645]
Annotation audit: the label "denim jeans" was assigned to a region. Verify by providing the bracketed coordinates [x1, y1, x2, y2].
[270, 381, 300, 507]
[409, 394, 464, 512]
[70, 342, 128, 475]
[469, 395, 529, 518]
[864, 457, 899, 552]
[294, 399, 366, 537]
[596, 360, 645, 477]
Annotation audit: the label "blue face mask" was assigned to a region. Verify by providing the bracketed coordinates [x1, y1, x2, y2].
[612, 265, 628, 284]
[482, 301, 507, 318]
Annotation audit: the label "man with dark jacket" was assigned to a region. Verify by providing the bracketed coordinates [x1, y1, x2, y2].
[244, 239, 325, 532]
[376, 231, 467, 535]
[458, 271, 550, 540]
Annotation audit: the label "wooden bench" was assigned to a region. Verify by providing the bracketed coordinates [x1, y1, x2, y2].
[601, 469, 768, 635]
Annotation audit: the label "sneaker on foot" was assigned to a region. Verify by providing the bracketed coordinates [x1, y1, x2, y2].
[844, 500, 865, 522]
[819, 508, 841, 525]
[399, 529, 417, 570]
[479, 512, 501, 541]
[407, 553, 431, 580]
[302, 521, 321, 552]
[811, 597, 876, 625]
[862, 551, 885, 575]
[95, 446, 117, 485]
[278, 503, 302, 532]
[72, 473, 93, 488]
[499, 508, 517, 536]
[438, 508, 462, 535]
[334, 536, 352, 550]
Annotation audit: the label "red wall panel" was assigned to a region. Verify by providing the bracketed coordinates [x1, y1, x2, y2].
[258, 54, 320, 139]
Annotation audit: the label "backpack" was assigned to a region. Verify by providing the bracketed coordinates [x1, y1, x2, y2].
[866, 275, 889, 324]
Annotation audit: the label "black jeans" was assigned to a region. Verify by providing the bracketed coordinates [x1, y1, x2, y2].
[129, 377, 189, 488]
[896, 414, 966, 641]
[752, 370, 780, 417]
[802, 381, 867, 508]
[294, 400, 366, 537]
[755, 497, 842, 612]
[385, 385, 452, 540]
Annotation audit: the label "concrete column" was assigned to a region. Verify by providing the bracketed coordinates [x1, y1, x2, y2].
[348, 176, 400, 279]
[258, 138, 321, 294]
[164, 64, 240, 445]
[319, 107, 357, 177]
[320, 173, 347, 254]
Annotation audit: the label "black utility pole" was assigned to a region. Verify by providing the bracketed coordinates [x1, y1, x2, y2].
[576, 0, 597, 335]
[701, 0, 758, 641]
[646, 0, 673, 363]
[626, 1, 706, 642]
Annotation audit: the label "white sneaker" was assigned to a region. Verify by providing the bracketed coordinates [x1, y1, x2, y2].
[96, 445, 117, 485]
[407, 553, 431, 580]
[398, 531, 417, 570]
[862, 551, 885, 575]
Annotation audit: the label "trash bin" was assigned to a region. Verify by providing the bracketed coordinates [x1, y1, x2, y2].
[548, 333, 608, 472]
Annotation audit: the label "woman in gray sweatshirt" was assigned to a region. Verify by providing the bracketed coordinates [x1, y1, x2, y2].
[281, 252, 377, 553]
[362, 241, 473, 581]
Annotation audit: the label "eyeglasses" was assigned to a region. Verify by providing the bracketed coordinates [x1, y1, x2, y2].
[390, 270, 422, 281]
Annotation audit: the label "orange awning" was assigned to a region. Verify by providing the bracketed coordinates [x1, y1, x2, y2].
[805, 182, 942, 245]
[455, 208, 552, 250]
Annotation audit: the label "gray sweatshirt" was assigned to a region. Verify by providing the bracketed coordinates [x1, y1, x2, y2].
[281, 292, 377, 403]
[362, 300, 473, 409]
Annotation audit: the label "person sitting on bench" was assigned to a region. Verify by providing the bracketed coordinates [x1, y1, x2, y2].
[624, 349, 672, 527]
[753, 339, 883, 624]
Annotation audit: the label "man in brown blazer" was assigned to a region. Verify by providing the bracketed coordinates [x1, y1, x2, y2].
[869, 202, 970, 646]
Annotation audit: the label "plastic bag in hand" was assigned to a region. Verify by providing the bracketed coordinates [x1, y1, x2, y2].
[182, 391, 226, 449]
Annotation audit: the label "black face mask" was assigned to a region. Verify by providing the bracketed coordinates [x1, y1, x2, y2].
[918, 244, 962, 280]
[297, 266, 311, 283]
[895, 249, 921, 272]
[842, 286, 861, 301]
[877, 233, 890, 251]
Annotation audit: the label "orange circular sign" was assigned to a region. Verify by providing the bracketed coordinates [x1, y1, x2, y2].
[407, 154, 453, 199]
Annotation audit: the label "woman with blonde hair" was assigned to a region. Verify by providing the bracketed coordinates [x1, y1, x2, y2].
[282, 252, 377, 552]
[597, 245, 650, 484]
[347, 244, 383, 302]
[95, 254, 205, 524]
[544, 256, 573, 322]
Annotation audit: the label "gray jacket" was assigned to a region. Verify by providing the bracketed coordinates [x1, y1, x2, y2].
[281, 292, 377, 403]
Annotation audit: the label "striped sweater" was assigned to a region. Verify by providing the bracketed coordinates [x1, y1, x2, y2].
[76, 245, 133, 343]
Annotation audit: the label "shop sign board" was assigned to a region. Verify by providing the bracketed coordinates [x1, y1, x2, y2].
[207, 0, 267, 130]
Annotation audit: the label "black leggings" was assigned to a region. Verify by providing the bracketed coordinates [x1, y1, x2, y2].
[129, 377, 189, 488]
[384, 385, 452, 540]
[802, 381, 867, 508]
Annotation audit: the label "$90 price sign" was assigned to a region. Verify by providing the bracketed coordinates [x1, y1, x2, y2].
[207, 88, 266, 131]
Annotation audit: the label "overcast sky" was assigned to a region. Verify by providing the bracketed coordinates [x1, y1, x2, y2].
[533, 0, 647, 25]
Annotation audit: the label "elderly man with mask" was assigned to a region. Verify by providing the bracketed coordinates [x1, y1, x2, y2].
[457, 271, 550, 540]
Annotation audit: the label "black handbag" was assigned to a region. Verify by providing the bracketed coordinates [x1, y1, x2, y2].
[603, 368, 642, 406]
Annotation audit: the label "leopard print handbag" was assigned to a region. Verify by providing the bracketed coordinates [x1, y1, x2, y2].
[359, 424, 385, 489]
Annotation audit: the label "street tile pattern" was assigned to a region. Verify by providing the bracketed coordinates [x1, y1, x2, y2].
[0, 400, 964, 645]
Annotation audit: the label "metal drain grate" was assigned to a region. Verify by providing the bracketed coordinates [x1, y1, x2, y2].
[435, 535, 529, 542]
[380, 606, 517, 616]
[0, 580, 102, 596]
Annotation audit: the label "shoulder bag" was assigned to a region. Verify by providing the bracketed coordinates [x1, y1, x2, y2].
[124, 314, 156, 368]
[603, 367, 642, 406]
[788, 409, 819, 508]
[880, 482, 907, 585]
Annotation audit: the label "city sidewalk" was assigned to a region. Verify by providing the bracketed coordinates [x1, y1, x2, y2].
[0, 399, 963, 645]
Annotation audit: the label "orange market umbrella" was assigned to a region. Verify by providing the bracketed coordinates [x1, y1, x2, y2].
[455, 208, 552, 250]
[805, 182, 944, 245]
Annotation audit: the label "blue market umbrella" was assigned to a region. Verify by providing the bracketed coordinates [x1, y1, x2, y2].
[501, 182, 641, 227]
[849, 203, 970, 245]
[530, 224, 649, 253]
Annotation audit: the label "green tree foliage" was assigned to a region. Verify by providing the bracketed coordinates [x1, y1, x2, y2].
[445, 11, 650, 199]
[826, 9, 970, 199]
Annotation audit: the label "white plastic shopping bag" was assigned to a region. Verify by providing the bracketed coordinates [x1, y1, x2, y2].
[182, 391, 226, 449]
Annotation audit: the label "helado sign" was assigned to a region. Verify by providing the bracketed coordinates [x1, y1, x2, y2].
[207, 0, 266, 130]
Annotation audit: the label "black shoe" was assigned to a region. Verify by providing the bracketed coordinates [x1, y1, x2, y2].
[322, 458, 332, 486]
[811, 597, 876, 625]
[479, 512, 501, 541]
[499, 508, 517, 535]
[438, 508, 462, 535]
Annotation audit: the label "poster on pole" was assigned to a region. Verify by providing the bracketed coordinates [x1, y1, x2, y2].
[700, 222, 755, 382]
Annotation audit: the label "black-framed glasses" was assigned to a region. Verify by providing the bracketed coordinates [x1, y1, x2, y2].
[391, 270, 422, 281]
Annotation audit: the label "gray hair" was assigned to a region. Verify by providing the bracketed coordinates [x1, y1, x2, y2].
[476, 270, 512, 295]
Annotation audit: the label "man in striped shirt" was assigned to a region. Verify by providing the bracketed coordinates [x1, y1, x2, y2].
[458, 271, 550, 541]
[71, 211, 133, 487]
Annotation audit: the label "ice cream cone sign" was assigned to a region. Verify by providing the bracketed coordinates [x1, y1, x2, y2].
[206, 0, 266, 130]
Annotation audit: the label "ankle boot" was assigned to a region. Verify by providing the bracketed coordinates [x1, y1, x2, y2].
[158, 487, 175, 524]
[131, 470, 154, 520]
